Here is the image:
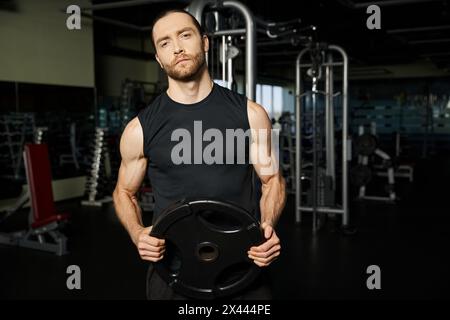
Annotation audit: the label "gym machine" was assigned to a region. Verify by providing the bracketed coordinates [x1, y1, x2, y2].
[295, 43, 350, 232]
[381, 131, 414, 182]
[58, 122, 81, 170]
[278, 112, 296, 194]
[0, 113, 36, 179]
[352, 123, 396, 202]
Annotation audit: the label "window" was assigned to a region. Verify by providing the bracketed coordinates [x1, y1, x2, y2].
[256, 84, 283, 120]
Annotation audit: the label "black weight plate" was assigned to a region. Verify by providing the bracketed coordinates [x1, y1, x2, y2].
[150, 199, 263, 299]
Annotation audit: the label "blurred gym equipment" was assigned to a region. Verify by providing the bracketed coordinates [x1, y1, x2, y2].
[0, 144, 70, 255]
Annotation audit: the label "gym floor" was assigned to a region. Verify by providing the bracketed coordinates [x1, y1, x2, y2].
[1, 155, 449, 300]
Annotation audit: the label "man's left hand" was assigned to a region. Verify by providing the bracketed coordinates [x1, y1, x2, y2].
[247, 222, 281, 267]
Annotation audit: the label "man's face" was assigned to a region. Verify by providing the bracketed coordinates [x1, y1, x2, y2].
[153, 12, 208, 82]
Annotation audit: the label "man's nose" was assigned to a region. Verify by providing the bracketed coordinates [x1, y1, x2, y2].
[173, 40, 184, 54]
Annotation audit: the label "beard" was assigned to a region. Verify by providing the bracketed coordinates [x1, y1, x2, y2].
[164, 51, 206, 82]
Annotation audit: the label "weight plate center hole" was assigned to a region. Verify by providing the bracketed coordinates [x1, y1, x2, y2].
[197, 242, 219, 262]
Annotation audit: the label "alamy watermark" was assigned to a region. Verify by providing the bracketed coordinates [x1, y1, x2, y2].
[170, 121, 280, 175]
[66, 5, 81, 30]
[66, 265, 81, 290]
[366, 265, 381, 290]
[366, 5, 381, 30]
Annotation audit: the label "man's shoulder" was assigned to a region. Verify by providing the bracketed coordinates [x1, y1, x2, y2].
[120, 117, 144, 158]
[247, 99, 269, 118]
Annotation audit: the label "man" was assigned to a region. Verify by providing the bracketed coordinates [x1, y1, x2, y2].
[113, 9, 286, 300]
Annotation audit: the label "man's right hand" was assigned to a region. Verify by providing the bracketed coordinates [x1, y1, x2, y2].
[132, 226, 165, 262]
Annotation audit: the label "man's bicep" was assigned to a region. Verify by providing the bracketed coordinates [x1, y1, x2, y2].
[116, 117, 148, 195]
[247, 101, 278, 181]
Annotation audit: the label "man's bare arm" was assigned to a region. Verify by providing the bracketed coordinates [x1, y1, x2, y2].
[112, 117, 148, 244]
[247, 100, 286, 267]
[113, 117, 165, 262]
[248, 100, 287, 227]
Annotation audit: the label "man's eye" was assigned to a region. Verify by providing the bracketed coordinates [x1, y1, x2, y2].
[182, 33, 191, 38]
[160, 42, 168, 48]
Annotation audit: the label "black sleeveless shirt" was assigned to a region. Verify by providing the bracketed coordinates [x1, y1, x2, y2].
[137, 83, 257, 222]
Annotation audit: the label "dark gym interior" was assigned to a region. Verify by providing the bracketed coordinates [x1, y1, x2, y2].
[1, 0, 450, 301]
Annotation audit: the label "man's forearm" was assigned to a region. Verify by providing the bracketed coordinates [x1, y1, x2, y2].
[113, 190, 144, 243]
[259, 173, 286, 226]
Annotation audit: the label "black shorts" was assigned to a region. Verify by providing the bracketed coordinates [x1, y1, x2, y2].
[146, 264, 272, 300]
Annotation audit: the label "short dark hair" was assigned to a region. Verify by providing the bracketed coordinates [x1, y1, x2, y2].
[150, 9, 205, 49]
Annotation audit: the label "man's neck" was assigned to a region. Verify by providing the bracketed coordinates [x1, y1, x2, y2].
[167, 69, 213, 105]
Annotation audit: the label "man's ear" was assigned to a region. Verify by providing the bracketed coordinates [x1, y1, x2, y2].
[203, 35, 209, 53]
[155, 54, 164, 69]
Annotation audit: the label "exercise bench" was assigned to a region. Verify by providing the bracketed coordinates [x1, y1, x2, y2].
[0, 144, 70, 255]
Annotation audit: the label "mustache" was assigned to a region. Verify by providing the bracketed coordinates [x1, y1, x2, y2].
[172, 54, 192, 65]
